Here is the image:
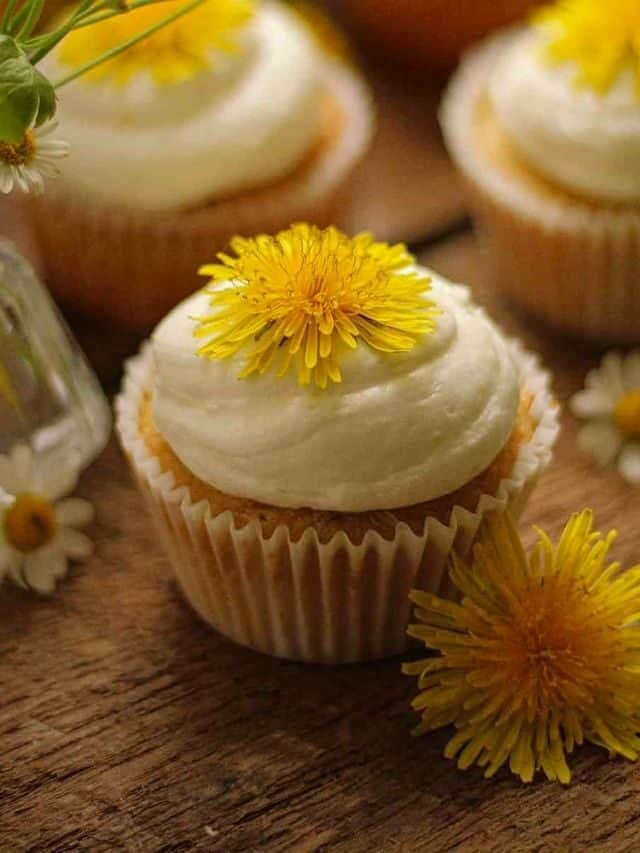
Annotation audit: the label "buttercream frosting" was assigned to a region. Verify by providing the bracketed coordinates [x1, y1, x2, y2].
[489, 30, 640, 204]
[46, 3, 323, 210]
[151, 271, 520, 511]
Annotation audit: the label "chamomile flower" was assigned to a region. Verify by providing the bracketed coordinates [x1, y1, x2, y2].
[0, 445, 94, 595]
[0, 121, 70, 195]
[570, 350, 640, 484]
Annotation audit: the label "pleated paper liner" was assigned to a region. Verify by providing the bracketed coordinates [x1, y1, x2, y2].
[441, 32, 640, 344]
[115, 342, 559, 664]
[30, 61, 374, 333]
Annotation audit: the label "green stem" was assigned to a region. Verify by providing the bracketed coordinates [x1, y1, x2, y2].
[6, 0, 32, 35]
[24, 0, 174, 61]
[53, 0, 206, 88]
[1, 0, 21, 32]
[15, 0, 45, 40]
[68, 0, 171, 32]
[27, 0, 100, 63]
[73, 0, 130, 19]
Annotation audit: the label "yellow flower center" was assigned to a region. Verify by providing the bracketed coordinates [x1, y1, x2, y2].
[195, 224, 440, 389]
[0, 131, 35, 167]
[536, 0, 640, 97]
[499, 577, 620, 718]
[58, 0, 256, 87]
[3, 493, 58, 553]
[614, 389, 640, 439]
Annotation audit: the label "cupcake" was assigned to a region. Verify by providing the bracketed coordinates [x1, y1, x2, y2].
[440, 0, 640, 343]
[30, 1, 373, 331]
[115, 223, 559, 663]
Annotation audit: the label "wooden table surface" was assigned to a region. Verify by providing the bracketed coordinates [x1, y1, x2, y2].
[2, 61, 640, 853]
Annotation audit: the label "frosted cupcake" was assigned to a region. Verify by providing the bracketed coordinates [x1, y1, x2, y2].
[440, 0, 640, 343]
[31, 0, 373, 330]
[116, 223, 558, 663]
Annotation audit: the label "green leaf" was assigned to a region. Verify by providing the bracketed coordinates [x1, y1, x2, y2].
[0, 35, 56, 144]
[0, 34, 22, 65]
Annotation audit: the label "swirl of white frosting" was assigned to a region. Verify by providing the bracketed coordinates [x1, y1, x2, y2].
[489, 30, 640, 204]
[46, 3, 323, 210]
[150, 270, 520, 511]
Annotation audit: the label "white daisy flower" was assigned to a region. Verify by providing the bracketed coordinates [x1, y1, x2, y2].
[570, 350, 640, 485]
[0, 120, 70, 196]
[0, 445, 94, 595]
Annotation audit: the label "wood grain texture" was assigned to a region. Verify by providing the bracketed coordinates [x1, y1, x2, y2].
[2, 62, 640, 853]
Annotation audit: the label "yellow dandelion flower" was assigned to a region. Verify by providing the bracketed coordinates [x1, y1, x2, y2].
[58, 0, 256, 87]
[403, 510, 640, 785]
[194, 223, 439, 389]
[535, 0, 640, 96]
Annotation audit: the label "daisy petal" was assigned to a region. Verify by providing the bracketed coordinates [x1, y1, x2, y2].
[23, 550, 66, 595]
[39, 462, 79, 501]
[577, 422, 623, 466]
[570, 388, 614, 419]
[24, 166, 44, 195]
[597, 352, 626, 398]
[56, 498, 94, 527]
[35, 120, 58, 138]
[12, 166, 30, 194]
[2, 551, 22, 584]
[38, 140, 70, 157]
[0, 445, 31, 494]
[0, 164, 13, 194]
[0, 535, 16, 571]
[618, 443, 640, 485]
[49, 548, 68, 580]
[622, 351, 640, 390]
[34, 161, 60, 179]
[0, 460, 20, 494]
[59, 527, 93, 561]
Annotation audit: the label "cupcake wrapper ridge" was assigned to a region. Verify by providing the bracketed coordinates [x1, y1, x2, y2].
[115, 341, 559, 664]
[440, 32, 640, 344]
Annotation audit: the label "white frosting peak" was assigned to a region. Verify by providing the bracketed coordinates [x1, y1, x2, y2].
[151, 271, 520, 511]
[47, 3, 323, 210]
[489, 30, 640, 204]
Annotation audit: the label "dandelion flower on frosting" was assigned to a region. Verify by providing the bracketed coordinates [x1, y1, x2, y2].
[0, 446, 94, 595]
[403, 510, 640, 784]
[58, 0, 256, 86]
[570, 350, 640, 485]
[195, 224, 439, 389]
[0, 122, 69, 195]
[536, 0, 640, 96]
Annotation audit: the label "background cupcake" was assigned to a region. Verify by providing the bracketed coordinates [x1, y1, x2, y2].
[116, 224, 559, 664]
[30, 0, 373, 330]
[440, 0, 640, 343]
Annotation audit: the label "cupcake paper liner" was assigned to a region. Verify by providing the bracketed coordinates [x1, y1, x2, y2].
[440, 33, 640, 344]
[30, 61, 374, 332]
[115, 342, 559, 664]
